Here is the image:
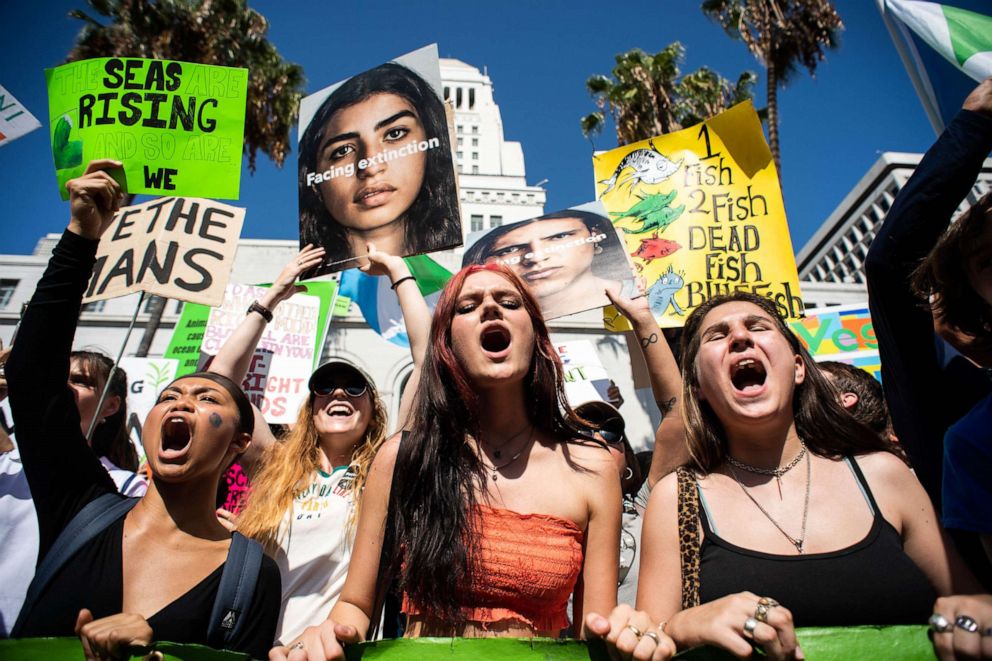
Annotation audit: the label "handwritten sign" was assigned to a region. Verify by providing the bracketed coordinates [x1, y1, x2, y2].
[45, 57, 248, 199]
[555, 341, 611, 405]
[0, 84, 41, 147]
[82, 197, 245, 307]
[594, 101, 803, 329]
[788, 303, 880, 381]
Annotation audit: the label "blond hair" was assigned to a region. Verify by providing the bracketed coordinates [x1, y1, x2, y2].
[237, 388, 389, 552]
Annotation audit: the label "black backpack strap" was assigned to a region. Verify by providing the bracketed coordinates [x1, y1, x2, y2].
[12, 493, 138, 636]
[207, 532, 263, 650]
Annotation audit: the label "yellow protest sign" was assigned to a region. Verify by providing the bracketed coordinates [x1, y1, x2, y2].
[593, 101, 803, 330]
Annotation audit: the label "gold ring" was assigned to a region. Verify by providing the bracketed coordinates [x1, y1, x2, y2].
[293, 641, 305, 650]
[759, 597, 779, 607]
[643, 630, 661, 644]
[756, 602, 774, 622]
[624, 623, 643, 637]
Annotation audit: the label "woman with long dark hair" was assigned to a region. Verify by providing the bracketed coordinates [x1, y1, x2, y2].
[588, 292, 987, 661]
[299, 62, 460, 275]
[7, 161, 280, 659]
[272, 263, 621, 660]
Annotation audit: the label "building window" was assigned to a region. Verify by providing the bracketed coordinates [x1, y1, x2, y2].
[82, 300, 106, 313]
[456, 124, 463, 134]
[471, 215, 484, 232]
[471, 125, 478, 134]
[457, 137, 463, 147]
[472, 165, 479, 174]
[457, 151, 463, 160]
[456, 87, 463, 108]
[497, 192, 505, 201]
[0, 279, 18, 309]
[472, 138, 478, 147]
[472, 152, 478, 160]
[469, 88, 476, 109]
[490, 215, 503, 228]
[443, 86, 450, 101]
[174, 300, 184, 314]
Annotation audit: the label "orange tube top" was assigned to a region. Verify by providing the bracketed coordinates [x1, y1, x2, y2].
[402, 505, 584, 636]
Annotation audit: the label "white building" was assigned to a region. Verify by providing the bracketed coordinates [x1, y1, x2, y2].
[797, 152, 992, 308]
[0, 59, 664, 450]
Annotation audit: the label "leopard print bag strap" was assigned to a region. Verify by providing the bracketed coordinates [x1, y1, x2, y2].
[676, 467, 701, 609]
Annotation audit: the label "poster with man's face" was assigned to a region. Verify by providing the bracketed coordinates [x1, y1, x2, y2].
[297, 44, 462, 278]
[463, 202, 638, 320]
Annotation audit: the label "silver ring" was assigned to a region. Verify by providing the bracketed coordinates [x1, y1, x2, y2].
[743, 617, 759, 637]
[643, 630, 660, 644]
[624, 623, 643, 637]
[955, 615, 980, 633]
[293, 641, 305, 650]
[758, 597, 780, 607]
[929, 613, 954, 634]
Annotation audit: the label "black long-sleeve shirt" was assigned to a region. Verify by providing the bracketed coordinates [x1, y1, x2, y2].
[865, 109, 992, 506]
[6, 230, 280, 656]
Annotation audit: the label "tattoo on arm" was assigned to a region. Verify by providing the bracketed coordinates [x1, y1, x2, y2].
[640, 333, 659, 350]
[656, 397, 677, 420]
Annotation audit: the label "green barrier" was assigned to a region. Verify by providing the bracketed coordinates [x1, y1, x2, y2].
[0, 628, 936, 660]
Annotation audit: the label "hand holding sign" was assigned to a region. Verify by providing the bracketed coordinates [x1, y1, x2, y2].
[66, 159, 125, 240]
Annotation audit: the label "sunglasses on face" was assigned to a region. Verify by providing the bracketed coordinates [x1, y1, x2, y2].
[579, 418, 626, 446]
[311, 381, 368, 398]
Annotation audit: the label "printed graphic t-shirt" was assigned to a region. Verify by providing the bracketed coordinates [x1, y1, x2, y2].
[274, 465, 357, 645]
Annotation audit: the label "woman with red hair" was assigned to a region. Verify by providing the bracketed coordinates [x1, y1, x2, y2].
[271, 263, 632, 659]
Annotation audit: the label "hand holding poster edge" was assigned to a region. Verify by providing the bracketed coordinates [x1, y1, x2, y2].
[593, 101, 804, 331]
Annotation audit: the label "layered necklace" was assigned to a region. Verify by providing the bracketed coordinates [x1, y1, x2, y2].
[479, 424, 534, 482]
[726, 441, 811, 554]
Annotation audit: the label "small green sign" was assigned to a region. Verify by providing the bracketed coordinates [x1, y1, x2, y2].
[45, 57, 248, 200]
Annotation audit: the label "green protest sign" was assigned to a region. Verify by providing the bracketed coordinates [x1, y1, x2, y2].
[45, 57, 248, 200]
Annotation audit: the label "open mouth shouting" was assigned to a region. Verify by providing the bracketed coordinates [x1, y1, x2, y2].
[480, 322, 512, 360]
[730, 357, 768, 395]
[354, 184, 396, 208]
[160, 414, 193, 461]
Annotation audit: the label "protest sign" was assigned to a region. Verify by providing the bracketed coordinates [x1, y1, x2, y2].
[45, 57, 248, 199]
[594, 101, 803, 330]
[81, 197, 245, 307]
[119, 356, 179, 457]
[0, 84, 41, 147]
[164, 281, 336, 423]
[788, 303, 881, 381]
[298, 44, 462, 276]
[463, 202, 637, 320]
[554, 341, 611, 405]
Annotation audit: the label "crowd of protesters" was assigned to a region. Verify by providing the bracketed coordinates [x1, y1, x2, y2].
[1, 79, 992, 661]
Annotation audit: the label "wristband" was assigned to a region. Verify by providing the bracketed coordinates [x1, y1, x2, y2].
[390, 275, 416, 290]
[246, 300, 273, 323]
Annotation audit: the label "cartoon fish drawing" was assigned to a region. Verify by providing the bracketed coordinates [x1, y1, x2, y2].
[611, 191, 686, 235]
[632, 237, 681, 262]
[647, 264, 686, 317]
[598, 140, 683, 197]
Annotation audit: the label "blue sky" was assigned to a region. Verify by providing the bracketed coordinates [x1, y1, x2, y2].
[0, 0, 964, 256]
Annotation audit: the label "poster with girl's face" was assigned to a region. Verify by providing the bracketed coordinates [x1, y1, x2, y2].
[463, 202, 639, 320]
[298, 44, 462, 277]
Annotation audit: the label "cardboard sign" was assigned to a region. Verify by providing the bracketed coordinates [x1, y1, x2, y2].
[789, 303, 880, 381]
[463, 202, 637, 320]
[555, 341, 611, 405]
[594, 101, 803, 329]
[82, 197, 245, 307]
[164, 281, 336, 424]
[297, 44, 461, 276]
[45, 57, 248, 199]
[0, 84, 41, 146]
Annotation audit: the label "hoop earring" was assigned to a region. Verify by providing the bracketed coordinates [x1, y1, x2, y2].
[624, 466, 634, 480]
[594, 244, 603, 255]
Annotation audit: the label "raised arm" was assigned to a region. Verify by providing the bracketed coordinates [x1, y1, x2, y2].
[865, 79, 992, 500]
[360, 245, 431, 430]
[605, 287, 686, 486]
[6, 160, 124, 556]
[208, 245, 325, 385]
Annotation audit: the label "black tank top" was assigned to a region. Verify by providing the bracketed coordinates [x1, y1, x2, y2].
[697, 456, 937, 626]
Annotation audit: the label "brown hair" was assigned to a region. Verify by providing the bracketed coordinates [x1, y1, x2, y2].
[678, 293, 899, 473]
[818, 361, 891, 437]
[71, 351, 137, 472]
[912, 192, 992, 341]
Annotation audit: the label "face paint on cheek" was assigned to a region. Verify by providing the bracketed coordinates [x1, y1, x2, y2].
[209, 412, 223, 429]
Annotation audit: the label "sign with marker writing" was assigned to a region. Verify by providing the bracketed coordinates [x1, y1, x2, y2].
[554, 341, 611, 405]
[45, 57, 248, 199]
[594, 101, 802, 329]
[0, 84, 41, 147]
[82, 197, 245, 307]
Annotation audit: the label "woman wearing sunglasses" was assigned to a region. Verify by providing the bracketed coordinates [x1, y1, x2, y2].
[207, 243, 430, 646]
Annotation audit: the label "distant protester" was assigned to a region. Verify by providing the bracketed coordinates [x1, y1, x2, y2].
[818, 361, 891, 439]
[6, 160, 280, 659]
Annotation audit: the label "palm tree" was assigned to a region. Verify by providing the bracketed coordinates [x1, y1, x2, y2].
[581, 42, 760, 146]
[67, 0, 305, 356]
[701, 0, 843, 174]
